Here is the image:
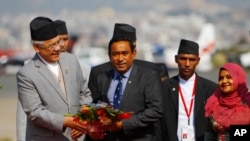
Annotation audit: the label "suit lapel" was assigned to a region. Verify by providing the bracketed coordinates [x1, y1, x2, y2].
[103, 70, 113, 104]
[34, 54, 68, 104]
[120, 66, 138, 109]
[58, 56, 70, 103]
[168, 76, 179, 113]
[194, 76, 205, 118]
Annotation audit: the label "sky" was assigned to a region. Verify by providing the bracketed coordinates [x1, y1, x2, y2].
[1, 0, 249, 15]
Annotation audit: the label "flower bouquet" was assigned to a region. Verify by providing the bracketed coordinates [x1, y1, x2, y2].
[66, 101, 131, 139]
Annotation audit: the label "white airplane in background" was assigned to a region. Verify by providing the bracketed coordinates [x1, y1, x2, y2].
[164, 23, 216, 72]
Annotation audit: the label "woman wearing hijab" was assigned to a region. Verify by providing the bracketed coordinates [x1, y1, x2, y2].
[204, 62, 250, 141]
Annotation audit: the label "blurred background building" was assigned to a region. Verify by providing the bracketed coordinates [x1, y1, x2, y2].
[0, 0, 250, 140]
[0, 0, 250, 74]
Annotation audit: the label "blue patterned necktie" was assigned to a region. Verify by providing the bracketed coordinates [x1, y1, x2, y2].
[113, 75, 123, 109]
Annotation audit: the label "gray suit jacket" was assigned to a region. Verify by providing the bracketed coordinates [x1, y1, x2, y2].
[88, 64, 163, 141]
[16, 100, 26, 141]
[17, 52, 92, 141]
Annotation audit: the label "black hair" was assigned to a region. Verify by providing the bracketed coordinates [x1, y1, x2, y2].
[108, 39, 136, 54]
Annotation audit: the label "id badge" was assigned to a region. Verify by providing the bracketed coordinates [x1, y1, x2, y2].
[181, 126, 195, 141]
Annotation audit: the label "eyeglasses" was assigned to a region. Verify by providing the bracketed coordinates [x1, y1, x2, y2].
[40, 40, 61, 50]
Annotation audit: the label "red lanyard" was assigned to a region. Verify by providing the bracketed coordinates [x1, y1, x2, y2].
[179, 77, 197, 125]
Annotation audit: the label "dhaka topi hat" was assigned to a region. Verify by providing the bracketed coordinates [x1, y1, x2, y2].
[54, 20, 68, 35]
[178, 39, 199, 55]
[111, 23, 136, 42]
[30, 16, 58, 41]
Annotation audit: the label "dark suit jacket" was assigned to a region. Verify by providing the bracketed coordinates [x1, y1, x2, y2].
[88, 59, 168, 103]
[161, 74, 217, 141]
[155, 63, 169, 82]
[87, 64, 163, 141]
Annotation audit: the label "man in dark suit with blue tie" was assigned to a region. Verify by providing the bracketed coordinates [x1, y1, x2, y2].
[86, 23, 163, 141]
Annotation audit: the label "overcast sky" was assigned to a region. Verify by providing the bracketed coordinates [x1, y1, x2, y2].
[1, 0, 249, 15]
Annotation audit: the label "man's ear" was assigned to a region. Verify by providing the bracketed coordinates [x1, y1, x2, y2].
[133, 42, 136, 47]
[197, 56, 200, 64]
[133, 47, 137, 56]
[33, 44, 40, 53]
[175, 55, 178, 63]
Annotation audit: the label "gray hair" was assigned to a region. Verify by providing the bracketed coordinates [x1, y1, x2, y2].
[31, 40, 44, 47]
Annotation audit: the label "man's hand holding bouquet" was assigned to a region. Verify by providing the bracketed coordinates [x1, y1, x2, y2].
[65, 101, 131, 140]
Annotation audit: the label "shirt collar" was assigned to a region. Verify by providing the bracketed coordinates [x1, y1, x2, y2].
[179, 73, 196, 84]
[113, 65, 133, 79]
[37, 53, 58, 66]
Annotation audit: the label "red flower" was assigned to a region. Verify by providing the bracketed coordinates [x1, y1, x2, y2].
[97, 108, 106, 117]
[73, 116, 80, 122]
[65, 102, 132, 139]
[117, 112, 131, 120]
[81, 105, 92, 114]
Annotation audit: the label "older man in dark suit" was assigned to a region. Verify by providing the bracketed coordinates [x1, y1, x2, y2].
[86, 23, 163, 141]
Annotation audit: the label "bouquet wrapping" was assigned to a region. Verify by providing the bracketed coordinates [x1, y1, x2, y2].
[66, 101, 131, 139]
